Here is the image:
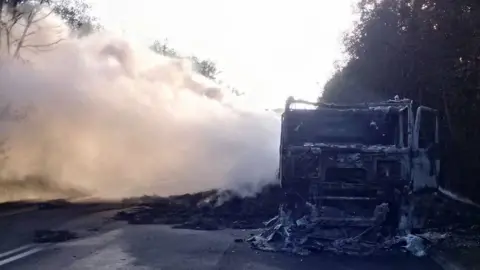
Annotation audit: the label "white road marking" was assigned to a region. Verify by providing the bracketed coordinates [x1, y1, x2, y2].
[0, 196, 113, 266]
[0, 245, 46, 267]
[0, 244, 37, 259]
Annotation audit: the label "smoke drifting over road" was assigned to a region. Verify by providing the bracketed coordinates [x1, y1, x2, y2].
[0, 11, 280, 202]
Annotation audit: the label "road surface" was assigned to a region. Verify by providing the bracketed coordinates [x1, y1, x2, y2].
[0, 205, 443, 270]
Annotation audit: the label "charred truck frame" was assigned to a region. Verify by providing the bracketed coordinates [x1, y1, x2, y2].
[279, 96, 440, 231]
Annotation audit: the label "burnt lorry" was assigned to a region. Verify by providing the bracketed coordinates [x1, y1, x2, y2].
[279, 96, 440, 231]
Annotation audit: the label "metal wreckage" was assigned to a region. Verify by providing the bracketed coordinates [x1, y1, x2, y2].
[248, 96, 445, 256]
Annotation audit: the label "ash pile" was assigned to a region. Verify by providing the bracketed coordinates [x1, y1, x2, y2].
[114, 185, 282, 230]
[247, 200, 398, 256]
[247, 190, 480, 257]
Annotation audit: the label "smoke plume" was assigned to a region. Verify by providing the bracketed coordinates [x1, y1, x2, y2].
[0, 9, 280, 202]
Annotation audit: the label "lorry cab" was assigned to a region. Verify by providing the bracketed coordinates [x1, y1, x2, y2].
[279, 96, 440, 230]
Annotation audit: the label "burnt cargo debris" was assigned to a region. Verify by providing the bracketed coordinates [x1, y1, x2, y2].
[247, 202, 394, 256]
[34, 229, 78, 243]
[114, 186, 480, 256]
[114, 185, 282, 230]
[246, 193, 480, 257]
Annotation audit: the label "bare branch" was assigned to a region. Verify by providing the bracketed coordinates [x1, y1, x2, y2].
[13, 10, 35, 58]
[3, 16, 22, 54]
[22, 46, 40, 54]
[0, 1, 4, 51]
[11, 29, 36, 40]
[22, 37, 65, 49]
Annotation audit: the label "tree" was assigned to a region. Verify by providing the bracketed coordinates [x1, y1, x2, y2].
[148, 40, 251, 96]
[52, 0, 101, 34]
[323, 0, 480, 200]
[150, 39, 248, 96]
[150, 39, 219, 80]
[0, 0, 98, 58]
[150, 39, 178, 58]
[0, 0, 52, 58]
[189, 56, 218, 80]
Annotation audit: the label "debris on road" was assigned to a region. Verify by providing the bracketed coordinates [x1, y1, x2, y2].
[37, 199, 71, 210]
[114, 185, 282, 230]
[114, 185, 480, 258]
[399, 234, 427, 257]
[246, 195, 480, 257]
[246, 202, 397, 256]
[34, 229, 78, 243]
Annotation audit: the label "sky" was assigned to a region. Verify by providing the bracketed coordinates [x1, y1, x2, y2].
[88, 0, 357, 108]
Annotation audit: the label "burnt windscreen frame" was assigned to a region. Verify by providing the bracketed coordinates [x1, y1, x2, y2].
[418, 109, 437, 149]
[283, 109, 400, 146]
[399, 107, 409, 148]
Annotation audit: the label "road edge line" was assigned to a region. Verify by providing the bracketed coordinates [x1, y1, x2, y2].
[0, 245, 46, 267]
[0, 244, 37, 259]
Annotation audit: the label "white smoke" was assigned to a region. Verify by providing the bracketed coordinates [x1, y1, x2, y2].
[0, 9, 280, 201]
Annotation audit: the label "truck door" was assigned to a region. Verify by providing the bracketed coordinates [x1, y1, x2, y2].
[412, 106, 440, 191]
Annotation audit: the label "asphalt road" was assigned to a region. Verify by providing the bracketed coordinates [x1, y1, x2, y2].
[0, 202, 120, 254]
[0, 207, 442, 270]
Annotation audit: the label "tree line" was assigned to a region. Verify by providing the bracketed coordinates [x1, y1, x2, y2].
[323, 0, 480, 200]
